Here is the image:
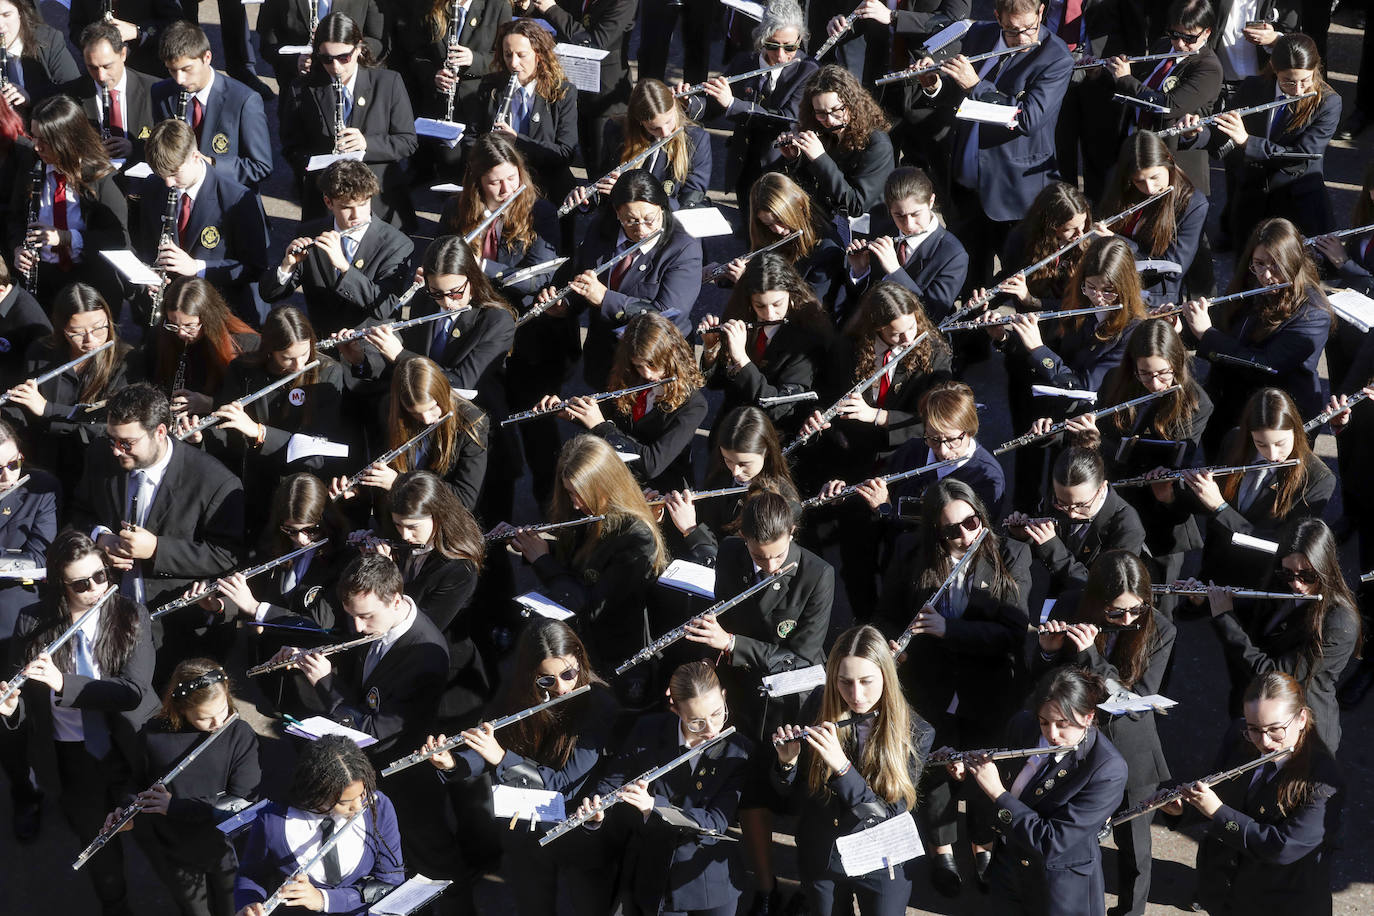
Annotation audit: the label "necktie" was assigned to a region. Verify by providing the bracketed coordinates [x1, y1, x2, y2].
[1268, 103, 1287, 140]
[898, 240, 912, 266]
[1137, 59, 1177, 127]
[191, 97, 204, 142]
[511, 90, 527, 134]
[955, 56, 1007, 188]
[176, 191, 192, 248]
[362, 638, 385, 682]
[766, 68, 778, 95]
[318, 817, 342, 885]
[52, 173, 74, 270]
[341, 232, 359, 266]
[1237, 467, 1270, 513]
[109, 87, 124, 135]
[5, 55, 21, 89]
[482, 220, 501, 260]
[1246, 761, 1276, 807]
[753, 328, 768, 360]
[431, 313, 454, 356]
[609, 252, 634, 290]
[1057, 0, 1082, 50]
[632, 389, 650, 421]
[74, 630, 112, 759]
[343, 86, 354, 124]
[404, 549, 426, 583]
[876, 348, 895, 406]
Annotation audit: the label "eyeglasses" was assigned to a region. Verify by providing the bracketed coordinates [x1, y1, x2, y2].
[762, 40, 801, 52]
[164, 321, 201, 334]
[534, 665, 580, 691]
[280, 523, 324, 538]
[425, 278, 470, 301]
[65, 324, 110, 341]
[0, 457, 21, 473]
[66, 568, 109, 593]
[1165, 29, 1205, 42]
[109, 431, 149, 453]
[1053, 485, 1103, 513]
[684, 706, 729, 734]
[1274, 566, 1320, 586]
[1134, 367, 1176, 384]
[316, 48, 357, 63]
[618, 213, 661, 230]
[939, 514, 981, 541]
[1000, 17, 1041, 38]
[812, 103, 847, 121]
[1080, 283, 1120, 304]
[1250, 258, 1283, 278]
[924, 431, 968, 449]
[1105, 602, 1150, 619]
[1243, 713, 1298, 743]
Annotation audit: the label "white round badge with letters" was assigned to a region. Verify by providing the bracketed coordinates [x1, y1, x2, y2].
[288, 387, 306, 406]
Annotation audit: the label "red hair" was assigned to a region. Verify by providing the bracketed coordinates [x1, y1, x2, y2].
[0, 95, 25, 150]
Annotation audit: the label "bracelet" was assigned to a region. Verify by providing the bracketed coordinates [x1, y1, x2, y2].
[1213, 499, 1230, 515]
[833, 761, 851, 778]
[253, 423, 267, 448]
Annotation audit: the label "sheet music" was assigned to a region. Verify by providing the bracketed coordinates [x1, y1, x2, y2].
[285, 716, 378, 747]
[759, 664, 826, 698]
[286, 434, 350, 463]
[1231, 532, 1279, 553]
[1099, 692, 1178, 716]
[516, 591, 574, 620]
[369, 875, 453, 915]
[956, 99, 1019, 129]
[673, 207, 733, 239]
[658, 559, 716, 599]
[307, 151, 365, 172]
[491, 785, 566, 821]
[719, 0, 765, 20]
[100, 250, 161, 285]
[1031, 384, 1097, 401]
[1329, 289, 1374, 333]
[555, 44, 609, 93]
[834, 811, 924, 877]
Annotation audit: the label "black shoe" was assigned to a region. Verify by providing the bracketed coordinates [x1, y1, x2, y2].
[1336, 111, 1368, 142]
[973, 849, 993, 892]
[931, 851, 963, 897]
[12, 792, 41, 843]
[1338, 660, 1374, 709]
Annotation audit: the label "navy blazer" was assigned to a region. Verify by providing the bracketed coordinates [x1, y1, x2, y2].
[886, 440, 1007, 520]
[464, 74, 580, 198]
[714, 538, 834, 679]
[1121, 189, 1208, 307]
[1027, 488, 1147, 595]
[934, 24, 1075, 222]
[152, 72, 274, 189]
[846, 211, 969, 323]
[600, 121, 712, 211]
[0, 468, 57, 638]
[593, 387, 708, 494]
[1114, 44, 1223, 194]
[0, 283, 51, 390]
[12, 24, 81, 108]
[1023, 313, 1138, 394]
[475, 198, 561, 313]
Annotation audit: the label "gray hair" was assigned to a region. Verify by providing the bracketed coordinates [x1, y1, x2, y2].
[753, 0, 808, 50]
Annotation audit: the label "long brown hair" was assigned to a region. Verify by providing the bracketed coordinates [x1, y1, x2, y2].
[1272, 518, 1362, 678]
[1225, 217, 1327, 331]
[622, 79, 699, 185]
[26, 530, 139, 674]
[1074, 551, 1157, 689]
[1103, 131, 1197, 259]
[1264, 33, 1333, 132]
[497, 620, 606, 768]
[747, 172, 820, 262]
[708, 406, 798, 500]
[452, 135, 539, 252]
[1016, 182, 1091, 292]
[606, 312, 702, 413]
[1220, 388, 1315, 516]
[915, 479, 1019, 602]
[1101, 319, 1201, 439]
[156, 277, 257, 393]
[48, 283, 130, 403]
[389, 470, 484, 570]
[264, 472, 349, 555]
[796, 65, 889, 154]
[1059, 236, 1147, 342]
[493, 19, 569, 101]
[30, 95, 114, 194]
[422, 235, 517, 318]
[551, 435, 668, 572]
[1242, 672, 1322, 815]
[846, 282, 945, 378]
[386, 357, 486, 476]
[711, 251, 830, 372]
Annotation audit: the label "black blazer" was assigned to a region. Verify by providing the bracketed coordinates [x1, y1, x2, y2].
[845, 212, 970, 324]
[776, 127, 893, 220]
[703, 51, 818, 193]
[592, 387, 708, 494]
[0, 283, 51, 390]
[1114, 44, 1223, 194]
[885, 439, 1008, 520]
[463, 74, 580, 198]
[398, 0, 508, 97]
[71, 68, 160, 164]
[1028, 488, 1147, 595]
[151, 72, 274, 189]
[12, 24, 82, 109]
[600, 121, 712, 211]
[540, 0, 637, 105]
[392, 302, 515, 409]
[0, 468, 57, 634]
[68, 0, 181, 76]
[401, 548, 487, 725]
[714, 537, 834, 679]
[258, 0, 387, 81]
[701, 317, 831, 434]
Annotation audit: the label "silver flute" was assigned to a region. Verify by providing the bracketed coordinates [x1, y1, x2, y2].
[539, 728, 737, 846]
[812, 8, 862, 61]
[703, 230, 802, 282]
[783, 333, 928, 456]
[316, 310, 451, 350]
[1305, 389, 1371, 432]
[331, 77, 346, 154]
[875, 41, 1039, 85]
[772, 709, 876, 746]
[927, 737, 1083, 767]
[1101, 747, 1293, 834]
[674, 59, 799, 97]
[1073, 49, 1197, 70]
[801, 454, 967, 509]
[0, 475, 30, 504]
[442, 0, 461, 121]
[892, 527, 988, 655]
[1157, 91, 1319, 138]
[759, 391, 818, 407]
[615, 561, 799, 674]
[258, 805, 370, 914]
[20, 160, 43, 293]
[500, 379, 671, 426]
[484, 515, 606, 542]
[0, 587, 118, 707]
[73, 712, 241, 870]
[1208, 352, 1278, 374]
[149, 187, 180, 328]
[515, 230, 665, 328]
[152, 540, 329, 619]
[940, 303, 1122, 332]
[178, 360, 321, 440]
[248, 632, 385, 676]
[646, 484, 750, 508]
[1150, 584, 1321, 601]
[1304, 222, 1374, 246]
[994, 386, 1182, 456]
[1113, 93, 1171, 114]
[1146, 282, 1292, 318]
[496, 257, 569, 288]
[1111, 459, 1299, 489]
[332, 412, 453, 499]
[383, 685, 591, 776]
[0, 340, 116, 408]
[464, 183, 529, 246]
[558, 128, 686, 217]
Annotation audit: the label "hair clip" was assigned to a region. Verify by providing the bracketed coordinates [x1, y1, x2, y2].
[172, 667, 229, 700]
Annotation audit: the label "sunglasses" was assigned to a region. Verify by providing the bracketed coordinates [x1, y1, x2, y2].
[762, 40, 801, 52]
[0, 457, 20, 473]
[67, 568, 109, 593]
[939, 514, 981, 541]
[425, 279, 470, 301]
[1274, 567, 1319, 586]
[280, 523, 324, 538]
[316, 49, 357, 63]
[534, 665, 579, 690]
[1105, 602, 1150, 619]
[1165, 29, 1205, 42]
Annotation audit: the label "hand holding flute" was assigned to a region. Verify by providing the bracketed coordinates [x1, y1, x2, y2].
[1312, 385, 1374, 434]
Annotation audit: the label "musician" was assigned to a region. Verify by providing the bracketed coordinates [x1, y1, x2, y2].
[125, 659, 260, 916]
[699, 251, 833, 435]
[404, 0, 505, 111]
[588, 77, 711, 212]
[461, 20, 579, 200]
[1171, 672, 1342, 915]
[993, 182, 1093, 315]
[258, 0, 386, 101]
[421, 620, 620, 916]
[74, 22, 160, 168]
[844, 166, 970, 324]
[4, 530, 159, 916]
[151, 21, 273, 190]
[1034, 552, 1176, 916]
[1309, 161, 1374, 299]
[0, 0, 81, 114]
[771, 625, 932, 916]
[263, 159, 415, 339]
[0, 256, 50, 392]
[774, 64, 893, 222]
[233, 734, 405, 916]
[1207, 0, 1300, 90]
[68, 0, 182, 78]
[695, 1, 818, 207]
[7, 94, 130, 312]
[1189, 517, 1359, 752]
[136, 117, 270, 324]
[912, 0, 1075, 288]
[146, 278, 259, 420]
[875, 478, 1030, 895]
[540, 311, 707, 494]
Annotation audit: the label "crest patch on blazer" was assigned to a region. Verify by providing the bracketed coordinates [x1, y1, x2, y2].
[200, 226, 222, 249]
[137, 126, 151, 139]
[211, 132, 230, 154]
[367, 686, 381, 710]
[305, 585, 322, 606]
[776, 619, 797, 638]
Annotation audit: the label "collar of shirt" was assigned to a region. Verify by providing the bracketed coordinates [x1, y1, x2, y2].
[137, 439, 176, 490]
[374, 594, 419, 658]
[677, 722, 708, 770]
[928, 438, 977, 478]
[283, 806, 366, 882]
[336, 219, 371, 241]
[615, 230, 661, 259]
[343, 69, 359, 98]
[874, 337, 904, 377]
[113, 71, 128, 97]
[0, 283, 18, 319]
[194, 71, 215, 107]
[7, 37, 22, 56]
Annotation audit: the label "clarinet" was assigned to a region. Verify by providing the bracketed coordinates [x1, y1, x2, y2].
[801, 454, 966, 509]
[99, 85, 113, 140]
[940, 303, 1123, 332]
[1100, 747, 1293, 836]
[101, 0, 114, 20]
[316, 309, 452, 350]
[558, 129, 685, 218]
[927, 738, 1084, 767]
[171, 349, 189, 400]
[177, 360, 321, 440]
[1150, 584, 1321, 601]
[19, 160, 44, 293]
[382, 685, 592, 776]
[994, 386, 1182, 456]
[892, 527, 989, 655]
[812, 8, 862, 60]
[73, 712, 242, 870]
[645, 484, 750, 508]
[247, 632, 385, 676]
[1146, 282, 1292, 319]
[1157, 91, 1319, 138]
[0, 340, 117, 409]
[1111, 459, 1299, 488]
[442, 0, 461, 121]
[615, 562, 800, 674]
[497, 72, 520, 128]
[463, 183, 528, 246]
[331, 412, 453, 498]
[308, 0, 319, 38]
[151, 540, 329, 620]
[331, 77, 346, 154]
[500, 379, 671, 426]
[0, 587, 119, 707]
[176, 88, 190, 121]
[675, 59, 798, 97]
[258, 806, 371, 915]
[1073, 49, 1197, 70]
[771, 710, 876, 746]
[782, 335, 926, 456]
[1305, 389, 1371, 432]
[515, 230, 665, 327]
[0, 31, 9, 89]
[483, 515, 606, 542]
[875, 42, 1039, 85]
[148, 188, 180, 328]
[1304, 222, 1374, 247]
[703, 231, 802, 282]
[539, 728, 737, 847]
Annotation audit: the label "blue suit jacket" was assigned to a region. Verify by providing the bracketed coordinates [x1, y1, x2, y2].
[599, 121, 713, 211]
[846, 211, 970, 323]
[887, 440, 1006, 520]
[0, 469, 57, 634]
[152, 73, 274, 189]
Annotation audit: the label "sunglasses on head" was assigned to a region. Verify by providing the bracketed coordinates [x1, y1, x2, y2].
[939, 514, 981, 541]
[1274, 567, 1319, 586]
[534, 666, 579, 690]
[67, 568, 109, 593]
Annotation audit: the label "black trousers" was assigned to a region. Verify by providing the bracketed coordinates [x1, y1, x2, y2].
[807, 870, 911, 916]
[637, 0, 715, 85]
[55, 739, 135, 915]
[948, 182, 1014, 295]
[1109, 780, 1158, 916]
[134, 817, 237, 916]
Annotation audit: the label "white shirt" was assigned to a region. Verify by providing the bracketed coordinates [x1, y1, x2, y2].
[362, 595, 419, 682]
[1010, 737, 1069, 798]
[927, 436, 978, 479]
[50, 607, 104, 742]
[190, 70, 215, 115]
[283, 806, 366, 884]
[98, 71, 130, 134]
[38, 166, 86, 264]
[1217, 0, 1262, 81]
[847, 218, 941, 283]
[613, 229, 661, 272]
[677, 722, 706, 774]
[874, 337, 903, 386]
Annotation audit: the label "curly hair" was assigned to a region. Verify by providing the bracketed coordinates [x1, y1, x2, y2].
[796, 65, 889, 155]
[493, 19, 570, 102]
[607, 312, 703, 414]
[847, 282, 945, 379]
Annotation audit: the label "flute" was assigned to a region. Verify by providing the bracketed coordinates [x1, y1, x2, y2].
[258, 805, 370, 914]
[772, 709, 877, 746]
[177, 360, 321, 440]
[308, 0, 319, 38]
[332, 411, 453, 500]
[1208, 352, 1278, 374]
[0, 587, 118, 708]
[73, 712, 242, 870]
[0, 475, 30, 505]
[317, 309, 453, 350]
[759, 391, 818, 407]
[539, 728, 736, 846]
[927, 738, 1083, 767]
[1101, 746, 1293, 834]
[1304, 222, 1374, 246]
[801, 454, 966, 509]
[1305, 390, 1371, 432]
[382, 685, 591, 776]
[464, 184, 529, 247]
[645, 484, 750, 508]
[1073, 49, 1197, 70]
[515, 230, 665, 328]
[675, 59, 798, 97]
[940, 303, 1122, 333]
[699, 319, 788, 338]
[247, 632, 385, 676]
[151, 540, 329, 620]
[812, 7, 861, 60]
[782, 334, 927, 456]
[1111, 459, 1299, 489]
[875, 41, 1039, 85]
[615, 562, 799, 674]
[703, 230, 802, 282]
[0, 341, 116, 408]
[1150, 584, 1321, 601]
[993, 386, 1182, 456]
[558, 128, 685, 217]
[1113, 93, 1171, 114]
[484, 515, 607, 542]
[500, 379, 670, 426]
[1145, 282, 1292, 318]
[1157, 91, 1319, 138]
[1362, 569, 1374, 584]
[892, 527, 988, 655]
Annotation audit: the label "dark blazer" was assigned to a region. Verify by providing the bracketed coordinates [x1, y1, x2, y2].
[400, 548, 488, 724]
[986, 718, 1128, 916]
[714, 537, 834, 678]
[0, 468, 57, 634]
[846, 213, 970, 323]
[592, 387, 708, 494]
[702, 51, 818, 195]
[1207, 0, 1301, 64]
[1028, 488, 1147, 594]
[701, 317, 831, 434]
[68, 0, 182, 76]
[593, 713, 752, 913]
[886, 440, 1007, 520]
[540, 0, 637, 106]
[392, 302, 515, 404]
[151, 73, 274, 189]
[600, 120, 712, 211]
[252, 545, 347, 631]
[0, 283, 51, 390]
[477, 199, 561, 313]
[464, 75, 580, 199]
[71, 69, 160, 165]
[398, 0, 508, 96]
[12, 24, 81, 108]
[1121, 188, 1208, 307]
[777, 127, 893, 220]
[258, 0, 387, 81]
[1114, 44, 1223, 194]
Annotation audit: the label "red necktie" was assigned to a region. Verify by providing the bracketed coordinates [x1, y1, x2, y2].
[1058, 0, 1083, 50]
[482, 220, 501, 260]
[1122, 209, 1144, 238]
[753, 328, 768, 360]
[898, 241, 912, 266]
[631, 390, 649, 421]
[191, 97, 204, 143]
[177, 191, 192, 247]
[109, 87, 124, 134]
[1138, 59, 1177, 127]
[52, 173, 73, 270]
[876, 348, 895, 407]
[609, 253, 634, 291]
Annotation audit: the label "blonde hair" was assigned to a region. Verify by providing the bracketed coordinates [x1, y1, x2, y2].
[748, 172, 819, 262]
[551, 435, 668, 572]
[623, 79, 698, 187]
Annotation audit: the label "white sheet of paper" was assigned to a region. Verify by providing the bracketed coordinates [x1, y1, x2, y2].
[278, 45, 313, 55]
[216, 798, 270, 834]
[369, 876, 453, 915]
[674, 207, 734, 239]
[286, 716, 378, 747]
[307, 151, 365, 172]
[415, 118, 465, 149]
[491, 785, 566, 821]
[431, 183, 464, 194]
[555, 43, 609, 93]
[124, 161, 154, 179]
[286, 434, 350, 463]
[1328, 289, 1374, 333]
[454, 388, 479, 401]
[616, 451, 642, 464]
[924, 19, 973, 53]
[719, 0, 765, 20]
[847, 213, 872, 235]
[1231, 532, 1279, 553]
[100, 250, 161, 285]
[1099, 692, 1178, 716]
[835, 811, 924, 877]
[0, 567, 44, 580]
[516, 591, 574, 620]
[1031, 384, 1097, 402]
[759, 664, 827, 698]
[659, 559, 716, 599]
[956, 98, 1019, 129]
